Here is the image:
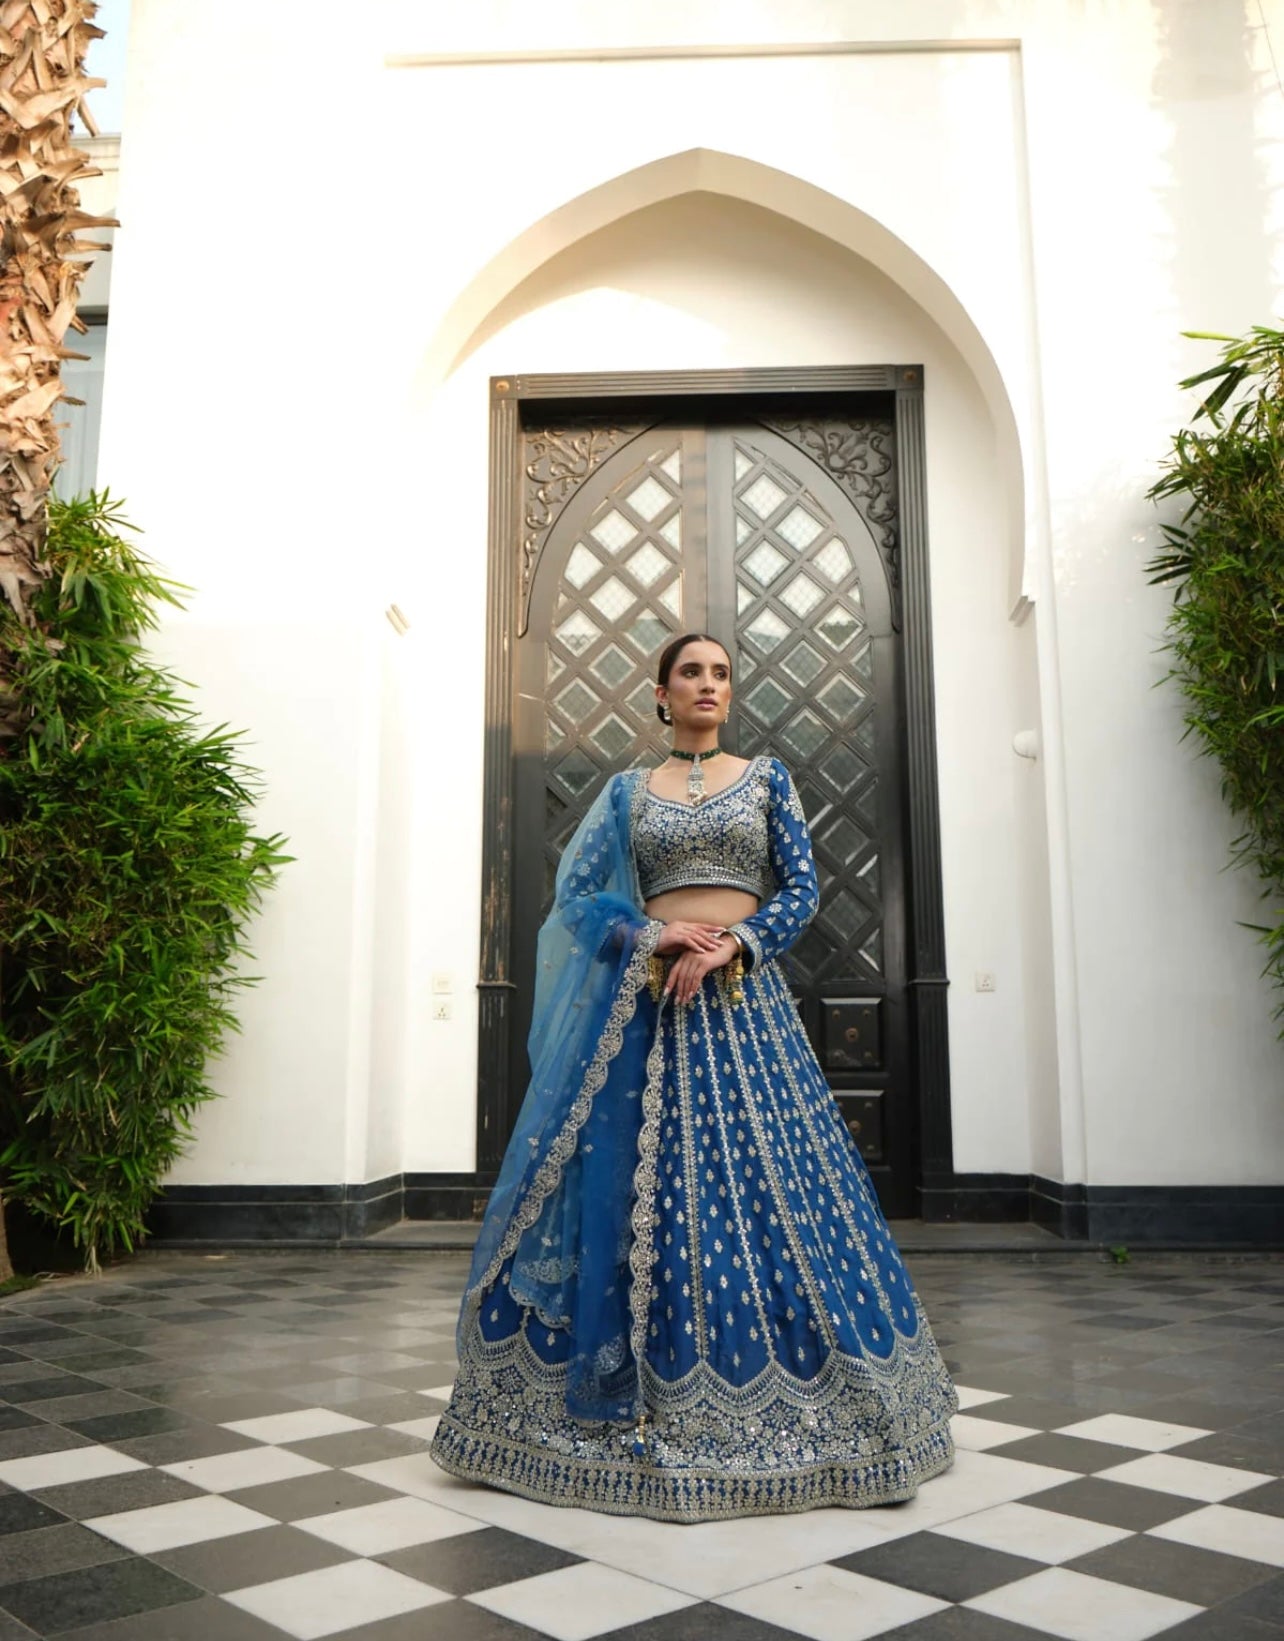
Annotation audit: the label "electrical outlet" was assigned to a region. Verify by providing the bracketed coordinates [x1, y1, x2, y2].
[431, 999, 452, 1021]
[975, 971, 996, 993]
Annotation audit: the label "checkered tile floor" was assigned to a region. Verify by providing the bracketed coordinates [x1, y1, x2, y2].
[0, 1252, 1278, 1640]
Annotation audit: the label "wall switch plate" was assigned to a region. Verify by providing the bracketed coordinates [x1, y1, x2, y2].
[431, 999, 452, 1021]
[431, 972, 453, 994]
[975, 971, 996, 993]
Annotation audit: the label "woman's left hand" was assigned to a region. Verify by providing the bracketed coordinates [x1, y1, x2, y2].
[665, 934, 737, 1006]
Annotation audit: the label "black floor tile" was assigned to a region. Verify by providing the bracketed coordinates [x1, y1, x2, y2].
[1023, 1474, 1202, 1530]
[1236, 1478, 1284, 1518]
[57, 1593, 291, 1639]
[64, 1408, 194, 1444]
[852, 1608, 1055, 1641]
[283, 1428, 430, 1467]
[9, 1377, 107, 1406]
[988, 1433, 1142, 1472]
[1173, 1426, 1284, 1473]
[110, 1425, 258, 1467]
[601, 1604, 802, 1641]
[378, 1526, 583, 1596]
[153, 1524, 352, 1593]
[1067, 1533, 1278, 1606]
[330, 1601, 546, 1640]
[0, 1493, 67, 1537]
[0, 1426, 92, 1463]
[33, 1467, 202, 1521]
[1162, 1610, 1282, 1640]
[224, 1469, 401, 1522]
[0, 1522, 127, 1585]
[832, 1531, 1043, 1602]
[1215, 1573, 1284, 1626]
[0, 1556, 202, 1634]
[964, 1396, 1110, 1430]
[0, 1413, 40, 1437]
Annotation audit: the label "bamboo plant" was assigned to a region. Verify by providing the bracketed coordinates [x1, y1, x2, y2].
[0, 493, 289, 1267]
[1147, 328, 1284, 1026]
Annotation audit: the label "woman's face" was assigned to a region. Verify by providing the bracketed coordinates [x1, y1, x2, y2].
[657, 639, 732, 730]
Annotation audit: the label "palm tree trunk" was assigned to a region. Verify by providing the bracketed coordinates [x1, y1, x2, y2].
[0, 1, 115, 653]
[0, 0, 116, 1275]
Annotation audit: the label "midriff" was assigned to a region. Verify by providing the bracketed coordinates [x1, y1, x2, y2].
[644, 886, 759, 926]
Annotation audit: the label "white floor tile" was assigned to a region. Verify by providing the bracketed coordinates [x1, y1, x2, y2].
[534, 1505, 897, 1600]
[162, 1445, 329, 1493]
[347, 1455, 607, 1549]
[1149, 1503, 1284, 1567]
[84, 1496, 277, 1553]
[934, 1501, 1132, 1563]
[418, 1383, 456, 1399]
[954, 1385, 1011, 1410]
[1054, 1414, 1211, 1452]
[226, 1559, 450, 1639]
[0, 1445, 145, 1492]
[1097, 1453, 1272, 1502]
[386, 1415, 441, 1441]
[470, 1561, 694, 1641]
[296, 1496, 484, 1555]
[851, 1447, 1080, 1537]
[966, 1566, 1202, 1640]
[719, 1564, 947, 1641]
[951, 1414, 1040, 1451]
[220, 1409, 372, 1445]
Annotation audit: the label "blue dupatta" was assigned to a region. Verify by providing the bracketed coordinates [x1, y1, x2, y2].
[459, 770, 663, 1424]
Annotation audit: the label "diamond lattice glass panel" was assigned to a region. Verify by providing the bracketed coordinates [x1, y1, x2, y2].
[660, 513, 682, 550]
[588, 712, 634, 761]
[626, 677, 658, 721]
[778, 573, 823, 619]
[816, 607, 862, 650]
[590, 509, 637, 553]
[817, 813, 870, 867]
[817, 673, 867, 725]
[744, 541, 788, 586]
[658, 579, 682, 618]
[660, 450, 681, 483]
[737, 581, 755, 614]
[735, 514, 752, 545]
[858, 853, 882, 898]
[744, 676, 792, 726]
[813, 538, 854, 584]
[627, 542, 669, 588]
[627, 611, 670, 655]
[555, 747, 601, 797]
[823, 742, 865, 793]
[734, 448, 753, 481]
[853, 714, 877, 760]
[742, 473, 789, 521]
[744, 607, 790, 654]
[589, 642, 634, 690]
[791, 929, 830, 983]
[852, 641, 873, 684]
[546, 649, 566, 685]
[854, 774, 879, 830]
[564, 542, 602, 589]
[821, 888, 866, 945]
[781, 640, 825, 688]
[777, 505, 825, 550]
[627, 475, 672, 522]
[545, 718, 566, 754]
[589, 575, 636, 622]
[859, 927, 884, 974]
[554, 608, 601, 655]
[555, 678, 598, 721]
[780, 707, 828, 762]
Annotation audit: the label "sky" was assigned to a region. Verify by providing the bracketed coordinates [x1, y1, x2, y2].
[79, 0, 131, 135]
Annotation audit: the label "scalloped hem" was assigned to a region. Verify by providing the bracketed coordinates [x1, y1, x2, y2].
[428, 1417, 955, 1524]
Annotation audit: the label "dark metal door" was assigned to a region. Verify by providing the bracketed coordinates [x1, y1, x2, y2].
[513, 409, 917, 1215]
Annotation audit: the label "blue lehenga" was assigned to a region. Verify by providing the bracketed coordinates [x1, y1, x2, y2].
[430, 756, 956, 1522]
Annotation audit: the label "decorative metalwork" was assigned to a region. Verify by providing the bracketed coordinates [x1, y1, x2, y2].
[763, 416, 901, 626]
[519, 421, 651, 634]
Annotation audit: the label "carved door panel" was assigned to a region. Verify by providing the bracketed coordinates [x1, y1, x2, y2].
[513, 410, 916, 1215]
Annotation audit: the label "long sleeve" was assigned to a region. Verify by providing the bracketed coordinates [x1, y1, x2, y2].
[727, 758, 818, 969]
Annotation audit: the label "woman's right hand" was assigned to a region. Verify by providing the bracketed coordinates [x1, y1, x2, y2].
[654, 920, 726, 956]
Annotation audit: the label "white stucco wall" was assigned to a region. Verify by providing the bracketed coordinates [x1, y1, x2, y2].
[93, 0, 1284, 1194]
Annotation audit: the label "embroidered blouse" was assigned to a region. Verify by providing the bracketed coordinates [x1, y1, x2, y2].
[633, 754, 818, 971]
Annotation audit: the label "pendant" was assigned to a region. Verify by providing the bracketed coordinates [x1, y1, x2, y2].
[687, 755, 706, 806]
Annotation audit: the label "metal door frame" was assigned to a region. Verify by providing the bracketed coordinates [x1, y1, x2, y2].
[476, 366, 952, 1210]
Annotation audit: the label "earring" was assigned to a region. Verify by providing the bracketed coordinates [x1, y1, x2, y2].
[659, 704, 672, 724]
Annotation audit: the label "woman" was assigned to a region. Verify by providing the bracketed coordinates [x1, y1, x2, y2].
[430, 634, 956, 1522]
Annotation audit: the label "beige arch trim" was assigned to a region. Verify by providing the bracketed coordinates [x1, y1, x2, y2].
[420, 146, 1029, 604]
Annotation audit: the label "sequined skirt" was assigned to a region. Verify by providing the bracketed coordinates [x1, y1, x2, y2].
[430, 958, 957, 1522]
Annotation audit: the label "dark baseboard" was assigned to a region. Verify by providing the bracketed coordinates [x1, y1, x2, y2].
[147, 1175, 403, 1245]
[146, 1171, 1284, 1249]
